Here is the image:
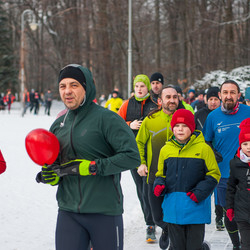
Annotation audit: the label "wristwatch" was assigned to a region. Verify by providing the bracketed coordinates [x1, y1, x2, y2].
[89, 161, 97, 175]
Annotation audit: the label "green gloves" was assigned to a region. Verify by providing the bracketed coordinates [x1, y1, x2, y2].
[49, 159, 97, 177]
[36, 165, 60, 186]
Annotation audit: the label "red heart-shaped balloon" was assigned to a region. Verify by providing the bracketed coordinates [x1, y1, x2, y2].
[25, 128, 60, 166]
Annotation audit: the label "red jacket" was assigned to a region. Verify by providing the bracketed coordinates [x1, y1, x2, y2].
[0, 150, 6, 174]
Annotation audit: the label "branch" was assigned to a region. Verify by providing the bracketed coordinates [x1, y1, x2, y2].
[203, 13, 250, 26]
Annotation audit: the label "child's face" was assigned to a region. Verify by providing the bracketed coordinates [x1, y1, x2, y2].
[173, 123, 192, 144]
[241, 141, 250, 157]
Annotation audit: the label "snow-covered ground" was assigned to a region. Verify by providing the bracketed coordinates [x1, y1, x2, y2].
[0, 101, 234, 250]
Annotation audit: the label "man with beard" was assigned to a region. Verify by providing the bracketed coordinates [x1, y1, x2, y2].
[195, 87, 225, 231]
[203, 80, 250, 250]
[136, 86, 182, 249]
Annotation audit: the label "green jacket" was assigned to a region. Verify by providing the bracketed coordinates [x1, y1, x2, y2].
[50, 65, 140, 215]
[182, 100, 194, 114]
[136, 110, 173, 184]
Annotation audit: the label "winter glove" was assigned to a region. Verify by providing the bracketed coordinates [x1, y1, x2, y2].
[187, 192, 198, 203]
[36, 165, 60, 186]
[49, 159, 97, 177]
[226, 208, 234, 221]
[154, 185, 165, 197]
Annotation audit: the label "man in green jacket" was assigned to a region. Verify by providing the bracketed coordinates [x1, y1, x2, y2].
[36, 64, 140, 250]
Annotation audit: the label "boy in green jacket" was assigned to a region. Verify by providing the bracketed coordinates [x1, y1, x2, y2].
[154, 109, 221, 250]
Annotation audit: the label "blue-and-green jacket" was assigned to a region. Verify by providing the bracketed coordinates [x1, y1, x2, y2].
[154, 130, 221, 225]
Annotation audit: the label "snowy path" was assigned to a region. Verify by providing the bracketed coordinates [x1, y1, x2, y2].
[0, 102, 234, 250]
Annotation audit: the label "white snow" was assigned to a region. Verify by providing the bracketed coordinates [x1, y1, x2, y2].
[193, 65, 250, 93]
[0, 101, 235, 250]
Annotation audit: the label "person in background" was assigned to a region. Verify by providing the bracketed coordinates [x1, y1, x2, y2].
[194, 86, 224, 231]
[150, 72, 164, 104]
[174, 86, 194, 114]
[226, 118, 250, 250]
[22, 88, 30, 117]
[98, 94, 106, 107]
[118, 74, 158, 243]
[154, 109, 221, 250]
[33, 90, 41, 115]
[0, 150, 6, 175]
[191, 89, 206, 112]
[203, 80, 250, 250]
[44, 89, 53, 116]
[29, 89, 35, 113]
[185, 89, 196, 104]
[244, 87, 250, 106]
[36, 64, 140, 250]
[3, 89, 15, 113]
[195, 87, 220, 131]
[104, 90, 123, 113]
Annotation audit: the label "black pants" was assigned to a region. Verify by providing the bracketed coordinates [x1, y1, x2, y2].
[237, 221, 250, 250]
[45, 100, 52, 115]
[168, 223, 205, 250]
[130, 168, 154, 226]
[148, 183, 168, 232]
[56, 210, 123, 250]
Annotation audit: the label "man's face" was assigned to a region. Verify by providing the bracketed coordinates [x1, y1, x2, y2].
[159, 88, 179, 114]
[151, 81, 163, 95]
[59, 78, 86, 110]
[207, 96, 220, 111]
[219, 83, 240, 110]
[197, 94, 204, 101]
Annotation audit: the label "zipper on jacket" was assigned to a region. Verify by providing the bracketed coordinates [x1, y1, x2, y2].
[69, 112, 84, 213]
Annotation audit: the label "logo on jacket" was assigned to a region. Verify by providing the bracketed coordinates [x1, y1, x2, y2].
[195, 153, 200, 156]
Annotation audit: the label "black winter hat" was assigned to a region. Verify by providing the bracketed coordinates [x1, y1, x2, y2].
[206, 87, 220, 100]
[174, 86, 183, 95]
[58, 65, 86, 90]
[150, 72, 164, 84]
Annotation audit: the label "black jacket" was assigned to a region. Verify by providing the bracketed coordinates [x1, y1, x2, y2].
[194, 106, 211, 131]
[226, 149, 250, 223]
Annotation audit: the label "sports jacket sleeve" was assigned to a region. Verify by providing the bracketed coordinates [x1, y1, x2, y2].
[95, 112, 140, 176]
[136, 118, 150, 165]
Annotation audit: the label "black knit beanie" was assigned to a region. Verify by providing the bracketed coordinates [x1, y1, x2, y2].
[150, 72, 164, 84]
[58, 65, 86, 90]
[207, 87, 220, 100]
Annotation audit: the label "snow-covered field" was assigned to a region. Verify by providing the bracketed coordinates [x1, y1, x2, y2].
[0, 101, 234, 250]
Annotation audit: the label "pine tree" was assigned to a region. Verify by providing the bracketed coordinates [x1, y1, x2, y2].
[0, 1, 18, 93]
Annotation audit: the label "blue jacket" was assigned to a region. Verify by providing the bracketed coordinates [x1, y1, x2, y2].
[154, 131, 221, 225]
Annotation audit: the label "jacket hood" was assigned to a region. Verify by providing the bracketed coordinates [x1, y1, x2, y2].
[77, 65, 96, 106]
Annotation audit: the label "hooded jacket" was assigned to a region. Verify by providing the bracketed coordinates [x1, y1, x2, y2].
[50, 65, 140, 215]
[154, 131, 221, 225]
[226, 148, 250, 223]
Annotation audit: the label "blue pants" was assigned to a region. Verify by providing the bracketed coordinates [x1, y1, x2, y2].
[216, 177, 227, 207]
[56, 210, 123, 250]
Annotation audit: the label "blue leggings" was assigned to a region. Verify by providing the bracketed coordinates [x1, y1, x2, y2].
[56, 210, 123, 250]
